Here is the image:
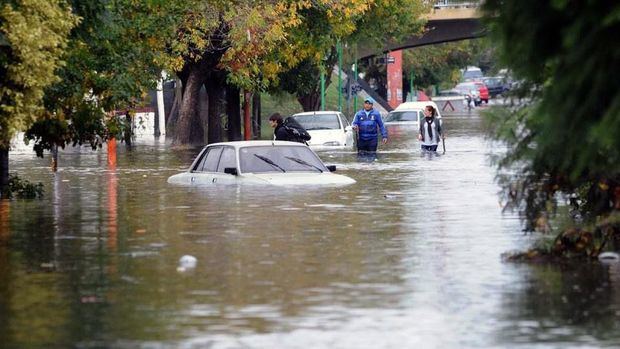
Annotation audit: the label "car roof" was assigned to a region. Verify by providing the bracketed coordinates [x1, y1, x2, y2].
[293, 111, 341, 116]
[394, 101, 438, 111]
[206, 140, 307, 149]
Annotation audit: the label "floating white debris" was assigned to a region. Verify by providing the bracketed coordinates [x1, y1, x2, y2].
[384, 192, 403, 200]
[177, 255, 197, 272]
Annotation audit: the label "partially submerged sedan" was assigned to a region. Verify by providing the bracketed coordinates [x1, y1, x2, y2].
[384, 101, 443, 126]
[167, 141, 356, 186]
[291, 111, 355, 150]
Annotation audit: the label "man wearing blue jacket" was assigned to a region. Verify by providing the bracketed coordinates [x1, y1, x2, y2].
[352, 97, 388, 153]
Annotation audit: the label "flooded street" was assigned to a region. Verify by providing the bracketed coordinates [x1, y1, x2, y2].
[2, 111, 620, 348]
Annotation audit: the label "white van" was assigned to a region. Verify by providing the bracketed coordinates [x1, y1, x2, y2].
[384, 101, 442, 126]
[461, 66, 483, 81]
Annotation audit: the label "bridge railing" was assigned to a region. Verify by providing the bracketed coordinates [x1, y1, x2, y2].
[433, 0, 480, 8]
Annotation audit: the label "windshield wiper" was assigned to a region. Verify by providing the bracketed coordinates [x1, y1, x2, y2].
[285, 156, 323, 172]
[306, 127, 332, 130]
[253, 154, 286, 172]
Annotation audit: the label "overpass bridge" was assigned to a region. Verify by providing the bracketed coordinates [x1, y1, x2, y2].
[358, 1, 483, 59]
[347, 1, 484, 113]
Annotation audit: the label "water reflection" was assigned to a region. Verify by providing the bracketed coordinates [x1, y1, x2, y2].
[497, 263, 620, 346]
[1, 113, 620, 348]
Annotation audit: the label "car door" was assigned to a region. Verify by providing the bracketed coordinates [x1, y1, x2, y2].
[339, 113, 355, 147]
[189, 146, 223, 184]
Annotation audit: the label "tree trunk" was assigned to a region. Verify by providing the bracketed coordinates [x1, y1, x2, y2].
[124, 110, 133, 148]
[252, 93, 261, 139]
[226, 83, 241, 141]
[0, 147, 8, 198]
[173, 66, 205, 145]
[51, 144, 58, 172]
[296, 54, 336, 112]
[298, 93, 321, 112]
[206, 71, 226, 144]
[165, 77, 183, 137]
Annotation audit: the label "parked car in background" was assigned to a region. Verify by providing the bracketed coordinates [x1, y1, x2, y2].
[384, 101, 443, 125]
[291, 111, 355, 150]
[473, 81, 489, 104]
[461, 66, 483, 81]
[454, 82, 482, 105]
[167, 141, 356, 186]
[482, 76, 510, 98]
[437, 89, 463, 97]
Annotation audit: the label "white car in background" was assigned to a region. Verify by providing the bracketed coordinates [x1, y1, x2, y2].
[167, 141, 356, 186]
[384, 101, 443, 126]
[291, 111, 355, 150]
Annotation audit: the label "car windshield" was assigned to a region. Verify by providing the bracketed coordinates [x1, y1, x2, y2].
[292, 114, 340, 130]
[438, 90, 461, 96]
[455, 83, 478, 94]
[239, 145, 329, 173]
[463, 69, 482, 80]
[385, 110, 420, 122]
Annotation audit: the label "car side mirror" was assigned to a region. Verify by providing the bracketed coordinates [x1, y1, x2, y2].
[345, 125, 353, 132]
[224, 167, 238, 176]
[326, 165, 336, 172]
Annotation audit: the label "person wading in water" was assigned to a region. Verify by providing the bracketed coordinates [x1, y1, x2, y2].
[417, 105, 444, 152]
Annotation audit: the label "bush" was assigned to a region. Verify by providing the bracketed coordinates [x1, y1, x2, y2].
[7, 174, 44, 199]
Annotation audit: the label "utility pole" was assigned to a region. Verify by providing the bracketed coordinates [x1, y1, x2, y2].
[337, 40, 343, 112]
[410, 70, 416, 101]
[320, 72, 325, 111]
[156, 71, 166, 136]
[353, 45, 358, 114]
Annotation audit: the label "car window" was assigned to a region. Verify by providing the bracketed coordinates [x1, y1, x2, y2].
[385, 110, 420, 122]
[195, 146, 222, 172]
[192, 148, 209, 172]
[483, 78, 499, 86]
[239, 145, 328, 173]
[292, 114, 341, 130]
[216, 146, 236, 173]
[338, 114, 350, 127]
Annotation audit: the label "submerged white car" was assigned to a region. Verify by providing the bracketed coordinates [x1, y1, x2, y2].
[167, 141, 356, 186]
[291, 111, 355, 150]
[384, 101, 443, 126]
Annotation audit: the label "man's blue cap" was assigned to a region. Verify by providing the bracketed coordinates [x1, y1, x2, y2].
[364, 97, 375, 104]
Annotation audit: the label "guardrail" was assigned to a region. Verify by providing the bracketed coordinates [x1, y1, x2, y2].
[433, 0, 480, 8]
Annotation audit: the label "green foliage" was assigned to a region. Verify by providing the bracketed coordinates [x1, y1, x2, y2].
[403, 41, 472, 89]
[0, 0, 78, 148]
[7, 173, 44, 199]
[481, 0, 620, 233]
[24, 104, 127, 157]
[24, 0, 165, 155]
[271, 0, 428, 107]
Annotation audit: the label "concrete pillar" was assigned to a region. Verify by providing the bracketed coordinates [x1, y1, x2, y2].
[386, 50, 403, 109]
[156, 72, 166, 136]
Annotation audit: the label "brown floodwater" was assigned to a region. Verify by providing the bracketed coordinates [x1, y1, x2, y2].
[1, 111, 619, 348]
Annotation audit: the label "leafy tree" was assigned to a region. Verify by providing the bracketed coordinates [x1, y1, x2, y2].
[272, 0, 428, 111]
[401, 41, 473, 96]
[481, 0, 620, 257]
[156, 0, 305, 145]
[25, 0, 164, 156]
[0, 0, 78, 197]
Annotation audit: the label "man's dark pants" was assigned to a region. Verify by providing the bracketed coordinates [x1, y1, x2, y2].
[357, 137, 378, 153]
